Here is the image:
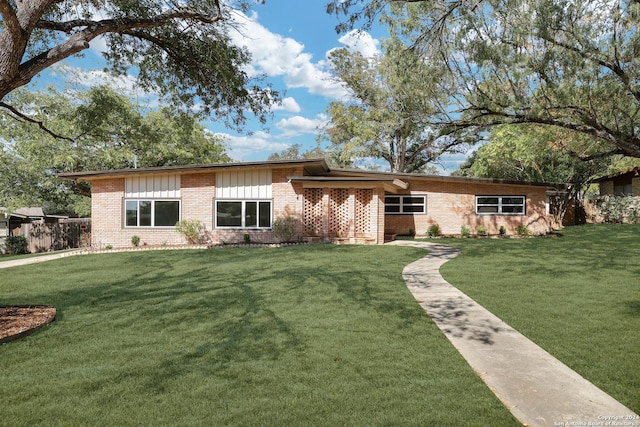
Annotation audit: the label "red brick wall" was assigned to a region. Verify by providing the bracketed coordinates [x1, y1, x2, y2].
[384, 179, 552, 236]
[89, 167, 309, 248]
[89, 169, 554, 247]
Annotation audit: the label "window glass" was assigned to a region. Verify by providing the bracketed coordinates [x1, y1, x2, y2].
[216, 200, 272, 228]
[403, 197, 424, 205]
[385, 195, 426, 214]
[155, 201, 180, 226]
[477, 197, 499, 205]
[217, 202, 242, 227]
[476, 196, 525, 215]
[245, 202, 257, 228]
[385, 196, 401, 204]
[477, 206, 499, 213]
[139, 201, 152, 226]
[403, 205, 425, 213]
[126, 200, 138, 226]
[259, 202, 271, 228]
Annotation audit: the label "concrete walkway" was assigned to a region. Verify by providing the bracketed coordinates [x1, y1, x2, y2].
[388, 240, 638, 427]
[0, 250, 82, 269]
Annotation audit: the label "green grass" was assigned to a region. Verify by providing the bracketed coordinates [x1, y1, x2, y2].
[439, 224, 640, 412]
[0, 245, 518, 426]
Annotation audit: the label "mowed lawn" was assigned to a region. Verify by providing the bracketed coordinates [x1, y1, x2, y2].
[0, 245, 519, 426]
[440, 224, 640, 413]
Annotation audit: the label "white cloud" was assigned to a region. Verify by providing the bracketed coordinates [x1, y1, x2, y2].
[229, 10, 352, 100]
[271, 97, 301, 113]
[337, 30, 380, 58]
[275, 114, 328, 137]
[217, 131, 290, 161]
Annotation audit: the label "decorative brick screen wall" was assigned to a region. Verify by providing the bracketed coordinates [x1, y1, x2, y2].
[355, 189, 372, 236]
[303, 188, 324, 236]
[329, 189, 350, 237]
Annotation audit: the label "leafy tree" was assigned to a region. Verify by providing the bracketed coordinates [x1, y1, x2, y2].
[267, 143, 328, 162]
[455, 124, 616, 224]
[0, 0, 275, 135]
[321, 37, 471, 173]
[0, 86, 231, 215]
[328, 0, 640, 160]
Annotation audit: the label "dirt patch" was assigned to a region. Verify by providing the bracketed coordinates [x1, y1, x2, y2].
[0, 306, 56, 344]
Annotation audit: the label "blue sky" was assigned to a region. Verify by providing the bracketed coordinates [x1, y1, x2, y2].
[31, 2, 468, 174]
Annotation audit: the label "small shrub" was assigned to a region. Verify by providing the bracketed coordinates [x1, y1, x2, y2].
[105, 244, 113, 250]
[131, 235, 140, 247]
[499, 225, 507, 236]
[408, 228, 416, 237]
[460, 225, 471, 238]
[594, 195, 640, 224]
[4, 235, 29, 255]
[476, 225, 487, 236]
[515, 225, 530, 236]
[273, 216, 299, 242]
[427, 223, 441, 237]
[243, 234, 251, 244]
[175, 219, 206, 244]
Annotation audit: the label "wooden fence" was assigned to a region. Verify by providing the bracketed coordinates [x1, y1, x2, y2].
[20, 219, 91, 253]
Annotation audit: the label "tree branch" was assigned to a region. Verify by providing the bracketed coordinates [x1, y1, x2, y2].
[0, 101, 74, 141]
[14, 7, 224, 96]
[0, 0, 21, 37]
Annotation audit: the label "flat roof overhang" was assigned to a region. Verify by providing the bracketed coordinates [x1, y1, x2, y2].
[288, 176, 409, 193]
[58, 158, 330, 181]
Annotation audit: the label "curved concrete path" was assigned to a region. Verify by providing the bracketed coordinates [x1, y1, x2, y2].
[0, 251, 82, 269]
[389, 240, 638, 427]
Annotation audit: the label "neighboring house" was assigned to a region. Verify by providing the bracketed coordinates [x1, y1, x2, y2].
[59, 158, 565, 248]
[0, 207, 89, 253]
[593, 167, 640, 196]
[0, 208, 9, 240]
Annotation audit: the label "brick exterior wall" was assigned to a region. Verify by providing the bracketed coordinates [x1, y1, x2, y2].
[89, 167, 308, 248]
[384, 179, 552, 236]
[88, 166, 554, 247]
[599, 180, 615, 196]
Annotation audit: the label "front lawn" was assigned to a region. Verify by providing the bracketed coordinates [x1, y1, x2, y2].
[0, 245, 519, 426]
[439, 224, 640, 413]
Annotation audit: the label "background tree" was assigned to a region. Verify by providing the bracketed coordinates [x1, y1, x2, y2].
[321, 37, 471, 173]
[328, 0, 640, 160]
[0, 0, 275, 135]
[0, 86, 231, 215]
[453, 124, 626, 224]
[267, 143, 328, 162]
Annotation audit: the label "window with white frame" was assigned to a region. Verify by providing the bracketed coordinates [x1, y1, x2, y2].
[125, 200, 180, 227]
[216, 200, 272, 229]
[124, 175, 181, 227]
[384, 195, 426, 214]
[476, 196, 525, 215]
[215, 169, 273, 229]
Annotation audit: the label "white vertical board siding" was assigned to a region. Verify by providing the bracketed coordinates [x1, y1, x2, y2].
[125, 174, 181, 198]
[216, 169, 272, 199]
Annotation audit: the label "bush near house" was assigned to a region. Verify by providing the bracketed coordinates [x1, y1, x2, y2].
[589, 195, 640, 224]
[4, 236, 29, 255]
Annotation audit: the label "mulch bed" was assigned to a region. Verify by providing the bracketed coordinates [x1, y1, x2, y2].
[0, 306, 56, 344]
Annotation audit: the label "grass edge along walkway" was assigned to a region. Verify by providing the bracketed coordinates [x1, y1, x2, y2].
[0, 245, 520, 426]
[390, 240, 638, 427]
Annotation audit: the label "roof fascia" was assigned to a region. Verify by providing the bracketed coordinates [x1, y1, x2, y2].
[58, 158, 329, 181]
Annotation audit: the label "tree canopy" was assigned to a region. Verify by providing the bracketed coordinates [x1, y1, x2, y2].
[328, 0, 640, 159]
[0, 85, 231, 215]
[0, 0, 276, 133]
[321, 37, 471, 173]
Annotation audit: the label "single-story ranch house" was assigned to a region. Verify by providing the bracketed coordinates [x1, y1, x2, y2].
[593, 166, 640, 196]
[60, 158, 567, 248]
